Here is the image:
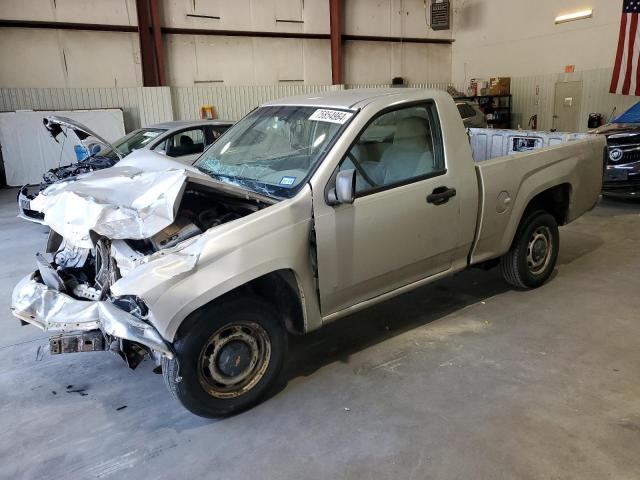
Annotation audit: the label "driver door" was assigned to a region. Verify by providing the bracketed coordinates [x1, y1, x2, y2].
[313, 103, 461, 317]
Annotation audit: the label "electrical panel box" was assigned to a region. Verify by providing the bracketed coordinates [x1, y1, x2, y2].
[431, 0, 450, 31]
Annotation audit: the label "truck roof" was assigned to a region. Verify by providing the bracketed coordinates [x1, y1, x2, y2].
[263, 88, 447, 111]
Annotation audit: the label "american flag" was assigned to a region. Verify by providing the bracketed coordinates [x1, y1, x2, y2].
[611, 0, 640, 95]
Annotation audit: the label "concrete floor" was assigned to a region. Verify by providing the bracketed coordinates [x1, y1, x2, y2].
[1, 186, 639, 480]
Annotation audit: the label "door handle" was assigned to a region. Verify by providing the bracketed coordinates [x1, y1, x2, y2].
[427, 186, 457, 206]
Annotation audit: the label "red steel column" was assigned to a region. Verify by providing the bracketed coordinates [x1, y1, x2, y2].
[136, 0, 158, 86]
[149, 0, 166, 86]
[329, 0, 343, 85]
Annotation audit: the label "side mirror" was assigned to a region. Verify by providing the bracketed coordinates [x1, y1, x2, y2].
[327, 169, 356, 206]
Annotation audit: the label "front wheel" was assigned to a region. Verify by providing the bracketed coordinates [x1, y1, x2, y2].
[162, 296, 287, 418]
[500, 210, 559, 289]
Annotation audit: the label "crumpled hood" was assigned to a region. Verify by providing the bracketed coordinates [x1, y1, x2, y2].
[29, 150, 249, 249]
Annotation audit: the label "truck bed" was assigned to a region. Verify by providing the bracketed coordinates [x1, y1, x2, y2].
[467, 128, 606, 265]
[468, 128, 590, 163]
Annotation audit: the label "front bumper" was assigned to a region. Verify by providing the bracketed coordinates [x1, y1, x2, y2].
[11, 273, 173, 357]
[602, 161, 640, 198]
[17, 186, 45, 224]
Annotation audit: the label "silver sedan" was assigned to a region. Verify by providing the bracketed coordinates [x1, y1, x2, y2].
[18, 118, 233, 223]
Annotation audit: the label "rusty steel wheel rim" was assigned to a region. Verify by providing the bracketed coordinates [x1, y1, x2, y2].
[198, 321, 271, 399]
[527, 226, 552, 276]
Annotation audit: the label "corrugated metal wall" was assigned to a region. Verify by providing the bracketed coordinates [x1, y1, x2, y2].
[1, 84, 454, 131]
[170, 85, 343, 122]
[511, 68, 639, 132]
[171, 83, 453, 121]
[5, 79, 628, 135]
[0, 87, 173, 132]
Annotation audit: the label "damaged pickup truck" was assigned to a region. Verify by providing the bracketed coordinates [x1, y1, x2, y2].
[11, 89, 605, 417]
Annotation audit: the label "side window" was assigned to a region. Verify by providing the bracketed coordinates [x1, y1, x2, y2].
[155, 128, 206, 157]
[339, 104, 444, 194]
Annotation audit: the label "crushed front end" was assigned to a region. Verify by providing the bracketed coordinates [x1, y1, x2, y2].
[10, 155, 273, 372]
[11, 233, 173, 368]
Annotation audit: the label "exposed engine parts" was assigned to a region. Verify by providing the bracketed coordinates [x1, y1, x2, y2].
[131, 184, 260, 256]
[150, 216, 202, 251]
[38, 183, 262, 304]
[38, 237, 119, 301]
[41, 156, 117, 189]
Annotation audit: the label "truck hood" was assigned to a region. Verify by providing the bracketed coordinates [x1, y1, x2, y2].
[30, 150, 276, 249]
[43, 115, 123, 160]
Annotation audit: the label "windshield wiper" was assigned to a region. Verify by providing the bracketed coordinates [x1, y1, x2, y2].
[197, 167, 239, 182]
[197, 167, 279, 197]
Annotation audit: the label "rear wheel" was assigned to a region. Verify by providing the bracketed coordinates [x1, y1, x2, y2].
[500, 210, 559, 289]
[163, 296, 287, 418]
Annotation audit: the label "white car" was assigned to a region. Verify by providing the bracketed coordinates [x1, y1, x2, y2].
[18, 117, 233, 223]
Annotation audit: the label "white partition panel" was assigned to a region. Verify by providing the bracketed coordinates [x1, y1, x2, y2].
[0, 87, 173, 131]
[0, 109, 125, 186]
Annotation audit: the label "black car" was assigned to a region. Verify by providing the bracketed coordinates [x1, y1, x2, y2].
[593, 103, 640, 198]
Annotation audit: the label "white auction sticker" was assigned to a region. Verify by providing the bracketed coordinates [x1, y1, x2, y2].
[309, 109, 353, 124]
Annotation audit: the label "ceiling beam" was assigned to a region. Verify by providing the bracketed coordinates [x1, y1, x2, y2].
[342, 34, 453, 44]
[160, 27, 330, 39]
[0, 19, 137, 32]
[0, 20, 454, 45]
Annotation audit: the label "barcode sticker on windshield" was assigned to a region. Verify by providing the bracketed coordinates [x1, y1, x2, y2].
[309, 109, 353, 124]
[280, 176, 296, 185]
[142, 131, 161, 137]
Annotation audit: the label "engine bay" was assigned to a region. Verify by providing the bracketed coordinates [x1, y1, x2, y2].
[36, 183, 265, 302]
[41, 156, 118, 190]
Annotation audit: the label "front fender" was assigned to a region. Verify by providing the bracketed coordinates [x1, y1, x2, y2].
[111, 185, 320, 342]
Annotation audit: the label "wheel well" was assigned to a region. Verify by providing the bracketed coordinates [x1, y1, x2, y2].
[524, 183, 571, 226]
[176, 270, 306, 339]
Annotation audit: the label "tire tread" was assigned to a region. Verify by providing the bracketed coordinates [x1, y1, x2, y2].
[500, 210, 558, 290]
[162, 296, 287, 418]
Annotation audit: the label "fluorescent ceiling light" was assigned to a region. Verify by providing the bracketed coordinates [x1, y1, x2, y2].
[555, 9, 593, 24]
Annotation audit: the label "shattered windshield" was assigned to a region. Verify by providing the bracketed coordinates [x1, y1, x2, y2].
[96, 128, 167, 160]
[195, 106, 353, 198]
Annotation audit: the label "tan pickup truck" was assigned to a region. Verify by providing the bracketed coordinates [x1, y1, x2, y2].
[11, 89, 605, 417]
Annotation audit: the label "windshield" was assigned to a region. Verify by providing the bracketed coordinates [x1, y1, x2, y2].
[96, 128, 167, 160]
[195, 106, 353, 198]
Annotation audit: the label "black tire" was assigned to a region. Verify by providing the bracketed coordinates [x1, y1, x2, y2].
[162, 296, 287, 418]
[500, 210, 559, 289]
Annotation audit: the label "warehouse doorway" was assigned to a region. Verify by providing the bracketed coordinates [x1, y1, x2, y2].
[553, 81, 583, 132]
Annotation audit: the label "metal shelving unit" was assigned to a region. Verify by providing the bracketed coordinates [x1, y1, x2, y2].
[456, 94, 512, 129]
